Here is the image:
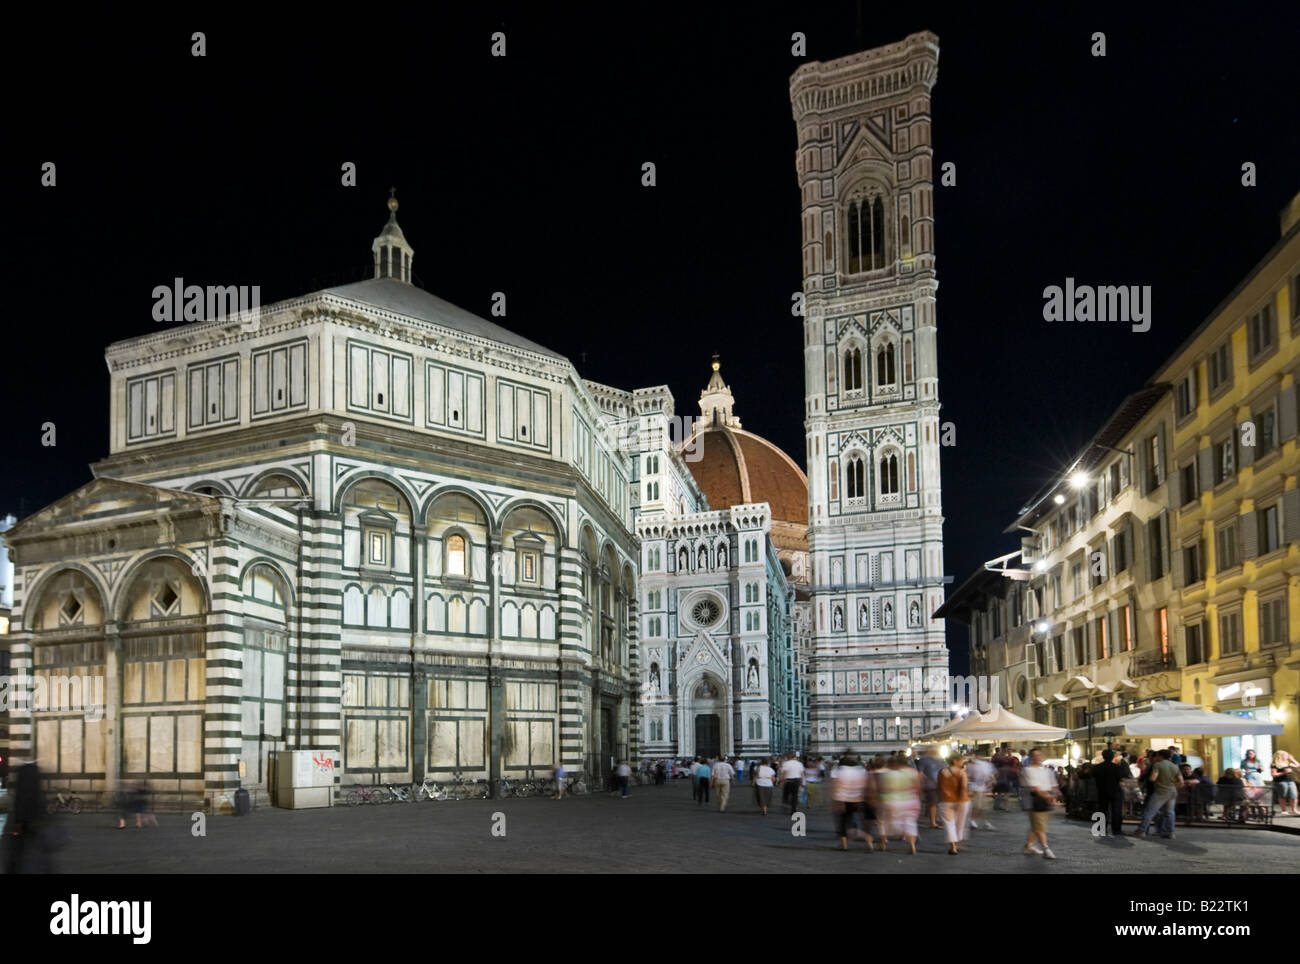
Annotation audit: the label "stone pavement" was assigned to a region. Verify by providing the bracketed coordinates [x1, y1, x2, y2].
[39, 781, 1300, 874]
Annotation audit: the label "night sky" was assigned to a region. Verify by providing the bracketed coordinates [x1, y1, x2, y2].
[7, 7, 1299, 669]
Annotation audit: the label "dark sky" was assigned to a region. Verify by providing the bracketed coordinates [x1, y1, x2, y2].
[7, 6, 1299, 669]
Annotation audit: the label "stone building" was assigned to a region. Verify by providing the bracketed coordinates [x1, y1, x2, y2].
[790, 32, 950, 753]
[633, 358, 809, 760]
[940, 192, 1300, 775]
[3, 199, 642, 807]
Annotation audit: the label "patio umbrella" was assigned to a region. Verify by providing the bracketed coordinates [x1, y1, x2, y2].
[918, 705, 1069, 744]
[1076, 699, 1283, 738]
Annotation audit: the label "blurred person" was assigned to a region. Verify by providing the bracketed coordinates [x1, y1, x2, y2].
[5, 762, 50, 873]
[554, 760, 568, 799]
[711, 756, 735, 812]
[616, 760, 632, 798]
[878, 754, 921, 854]
[694, 758, 710, 804]
[1092, 749, 1127, 837]
[830, 754, 870, 851]
[966, 750, 995, 830]
[917, 746, 943, 828]
[1134, 749, 1181, 838]
[754, 757, 776, 815]
[780, 753, 804, 814]
[803, 755, 823, 808]
[1271, 751, 1298, 815]
[937, 754, 969, 855]
[1020, 748, 1057, 859]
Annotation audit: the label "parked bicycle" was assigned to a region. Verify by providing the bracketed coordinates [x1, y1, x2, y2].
[344, 784, 388, 806]
[47, 790, 83, 815]
[413, 778, 448, 802]
[383, 783, 413, 803]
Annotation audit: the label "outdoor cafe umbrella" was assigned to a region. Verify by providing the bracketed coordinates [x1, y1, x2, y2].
[915, 705, 1069, 745]
[1072, 699, 1283, 739]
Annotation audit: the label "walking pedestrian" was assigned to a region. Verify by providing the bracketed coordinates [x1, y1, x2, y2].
[1021, 748, 1057, 859]
[616, 760, 632, 798]
[1134, 749, 1181, 838]
[966, 750, 995, 830]
[878, 755, 921, 854]
[695, 758, 712, 804]
[711, 756, 735, 812]
[554, 760, 567, 799]
[803, 756, 823, 808]
[780, 753, 804, 814]
[754, 757, 776, 815]
[917, 746, 943, 829]
[831, 754, 871, 851]
[1091, 749, 1126, 835]
[937, 755, 969, 855]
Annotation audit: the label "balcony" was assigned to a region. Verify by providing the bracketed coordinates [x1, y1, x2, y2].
[1128, 650, 1177, 677]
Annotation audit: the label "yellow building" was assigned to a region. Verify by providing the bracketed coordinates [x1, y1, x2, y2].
[1161, 195, 1300, 776]
[942, 193, 1298, 775]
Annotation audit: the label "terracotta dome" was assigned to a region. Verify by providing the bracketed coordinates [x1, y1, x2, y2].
[684, 356, 808, 553]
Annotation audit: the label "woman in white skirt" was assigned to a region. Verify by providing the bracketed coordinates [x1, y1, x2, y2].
[937, 755, 970, 855]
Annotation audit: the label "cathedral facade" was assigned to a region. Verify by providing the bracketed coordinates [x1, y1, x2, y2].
[790, 33, 950, 754]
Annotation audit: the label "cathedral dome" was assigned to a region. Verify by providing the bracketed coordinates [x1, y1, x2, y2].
[684, 356, 808, 554]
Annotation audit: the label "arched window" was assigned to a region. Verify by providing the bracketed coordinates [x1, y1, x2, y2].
[879, 453, 900, 497]
[876, 342, 897, 387]
[843, 346, 863, 393]
[846, 193, 889, 273]
[845, 457, 866, 501]
[446, 533, 467, 576]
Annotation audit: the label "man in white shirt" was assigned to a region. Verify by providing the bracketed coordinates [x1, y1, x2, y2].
[711, 757, 736, 812]
[779, 754, 805, 814]
[1020, 748, 1057, 859]
[754, 759, 776, 815]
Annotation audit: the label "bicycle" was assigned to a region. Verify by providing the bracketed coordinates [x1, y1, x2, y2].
[47, 790, 84, 815]
[413, 778, 448, 802]
[384, 783, 412, 803]
[344, 785, 388, 806]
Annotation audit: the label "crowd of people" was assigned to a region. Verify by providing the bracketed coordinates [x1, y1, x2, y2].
[632, 743, 1300, 858]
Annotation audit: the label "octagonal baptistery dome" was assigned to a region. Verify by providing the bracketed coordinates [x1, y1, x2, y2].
[684, 356, 808, 568]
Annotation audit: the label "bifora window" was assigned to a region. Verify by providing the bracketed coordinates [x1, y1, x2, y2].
[846, 193, 887, 273]
[875, 342, 897, 387]
[878, 453, 900, 497]
[845, 457, 866, 502]
[843, 346, 864, 393]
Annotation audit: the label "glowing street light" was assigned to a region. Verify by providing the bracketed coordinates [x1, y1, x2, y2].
[1069, 470, 1089, 489]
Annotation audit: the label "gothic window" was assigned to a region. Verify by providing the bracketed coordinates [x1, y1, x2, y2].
[876, 342, 897, 387]
[843, 346, 864, 393]
[846, 193, 889, 273]
[879, 453, 900, 499]
[845, 457, 866, 502]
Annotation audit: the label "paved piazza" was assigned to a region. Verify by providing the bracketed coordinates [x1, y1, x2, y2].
[46, 783, 1300, 874]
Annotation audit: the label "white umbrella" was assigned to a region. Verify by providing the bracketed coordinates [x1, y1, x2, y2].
[1076, 699, 1283, 738]
[920, 704, 1069, 744]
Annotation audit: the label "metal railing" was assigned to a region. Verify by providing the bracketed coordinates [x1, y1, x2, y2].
[1128, 650, 1177, 677]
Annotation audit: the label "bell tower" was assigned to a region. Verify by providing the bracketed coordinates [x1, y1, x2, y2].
[789, 33, 948, 755]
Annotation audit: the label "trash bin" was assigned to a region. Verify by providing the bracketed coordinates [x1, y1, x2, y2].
[234, 787, 251, 816]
